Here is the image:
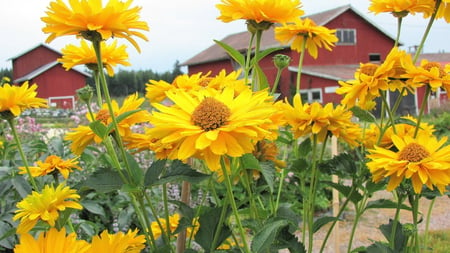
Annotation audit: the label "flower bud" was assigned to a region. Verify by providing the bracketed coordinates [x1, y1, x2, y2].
[273, 54, 291, 70]
[76, 85, 94, 104]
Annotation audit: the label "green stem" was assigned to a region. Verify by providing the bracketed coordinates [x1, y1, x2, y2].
[296, 38, 307, 96]
[423, 197, 436, 249]
[346, 194, 369, 253]
[414, 86, 431, 137]
[93, 70, 103, 106]
[144, 191, 170, 245]
[394, 17, 403, 48]
[131, 193, 158, 251]
[220, 157, 251, 253]
[162, 184, 172, 243]
[390, 191, 406, 250]
[7, 118, 38, 190]
[242, 169, 259, 221]
[271, 67, 283, 95]
[211, 197, 229, 252]
[413, 0, 441, 63]
[380, 90, 397, 134]
[307, 135, 319, 253]
[274, 168, 286, 215]
[244, 32, 256, 87]
[410, 194, 421, 253]
[252, 29, 263, 91]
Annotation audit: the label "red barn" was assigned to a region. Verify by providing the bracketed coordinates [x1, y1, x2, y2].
[183, 5, 449, 115]
[10, 44, 91, 109]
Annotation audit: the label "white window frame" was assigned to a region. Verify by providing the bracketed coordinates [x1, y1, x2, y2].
[48, 96, 75, 109]
[300, 88, 323, 103]
[336, 29, 356, 45]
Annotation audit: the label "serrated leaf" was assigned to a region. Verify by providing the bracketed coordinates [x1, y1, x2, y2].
[81, 200, 106, 216]
[241, 153, 261, 170]
[195, 207, 231, 252]
[214, 40, 245, 67]
[365, 199, 412, 211]
[146, 160, 209, 186]
[251, 219, 289, 253]
[259, 161, 275, 193]
[89, 120, 108, 139]
[11, 176, 32, 198]
[322, 181, 363, 205]
[298, 138, 312, 157]
[379, 220, 407, 252]
[350, 106, 376, 122]
[312, 216, 340, 233]
[144, 159, 167, 186]
[124, 151, 143, 187]
[81, 168, 124, 193]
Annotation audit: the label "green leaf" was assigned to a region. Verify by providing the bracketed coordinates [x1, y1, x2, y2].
[144, 159, 167, 186]
[146, 160, 209, 187]
[195, 207, 231, 252]
[322, 181, 363, 205]
[105, 109, 141, 134]
[11, 176, 32, 198]
[0, 221, 15, 249]
[251, 218, 289, 253]
[365, 199, 413, 211]
[350, 106, 376, 123]
[318, 152, 358, 177]
[259, 161, 275, 193]
[298, 138, 312, 157]
[253, 64, 269, 90]
[124, 151, 144, 187]
[277, 226, 306, 253]
[214, 40, 245, 68]
[312, 216, 340, 233]
[379, 220, 407, 252]
[250, 47, 283, 65]
[241, 153, 261, 170]
[81, 168, 124, 193]
[81, 200, 106, 217]
[89, 120, 108, 139]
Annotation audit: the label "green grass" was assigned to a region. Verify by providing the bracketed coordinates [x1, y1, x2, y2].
[421, 229, 450, 253]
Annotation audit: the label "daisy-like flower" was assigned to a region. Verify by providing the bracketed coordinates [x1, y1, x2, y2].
[18, 155, 82, 179]
[14, 227, 90, 253]
[13, 184, 82, 234]
[403, 59, 450, 92]
[436, 0, 450, 23]
[86, 229, 145, 253]
[274, 18, 338, 59]
[379, 115, 435, 148]
[148, 87, 278, 172]
[149, 213, 199, 240]
[369, 0, 435, 17]
[41, 0, 149, 52]
[280, 93, 362, 146]
[65, 93, 151, 155]
[59, 40, 131, 76]
[145, 70, 247, 103]
[367, 133, 450, 194]
[216, 0, 304, 25]
[0, 82, 47, 119]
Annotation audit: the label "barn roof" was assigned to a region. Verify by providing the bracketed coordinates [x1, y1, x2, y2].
[8, 43, 62, 61]
[182, 5, 397, 66]
[14, 61, 91, 83]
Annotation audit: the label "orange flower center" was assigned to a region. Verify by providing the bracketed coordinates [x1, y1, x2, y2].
[95, 109, 110, 124]
[398, 143, 430, 163]
[192, 97, 230, 131]
[359, 63, 379, 76]
[423, 62, 445, 77]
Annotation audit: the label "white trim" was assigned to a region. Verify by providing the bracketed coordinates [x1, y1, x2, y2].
[300, 88, 323, 103]
[325, 86, 339, 94]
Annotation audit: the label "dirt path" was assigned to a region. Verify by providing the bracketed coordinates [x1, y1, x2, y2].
[313, 192, 450, 253]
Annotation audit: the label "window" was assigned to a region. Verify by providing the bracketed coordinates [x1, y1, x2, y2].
[300, 89, 322, 103]
[369, 53, 381, 62]
[336, 29, 356, 45]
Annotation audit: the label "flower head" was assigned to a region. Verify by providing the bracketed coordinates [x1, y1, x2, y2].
[65, 93, 151, 155]
[274, 18, 338, 59]
[148, 87, 278, 172]
[18, 155, 82, 179]
[367, 133, 450, 194]
[216, 0, 304, 25]
[13, 184, 82, 234]
[403, 59, 450, 92]
[0, 82, 47, 118]
[87, 229, 146, 253]
[59, 40, 131, 76]
[369, 0, 435, 17]
[42, 0, 149, 52]
[14, 228, 90, 253]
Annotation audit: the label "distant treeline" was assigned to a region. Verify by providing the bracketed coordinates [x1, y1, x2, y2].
[0, 61, 184, 97]
[88, 61, 184, 97]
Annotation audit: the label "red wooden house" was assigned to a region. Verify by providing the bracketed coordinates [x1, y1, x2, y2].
[183, 5, 449, 115]
[10, 44, 90, 109]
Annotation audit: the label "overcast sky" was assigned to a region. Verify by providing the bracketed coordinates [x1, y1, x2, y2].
[1, 0, 449, 73]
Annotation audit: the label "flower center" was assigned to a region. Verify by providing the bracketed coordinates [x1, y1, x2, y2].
[95, 109, 110, 124]
[398, 143, 430, 163]
[359, 63, 379, 76]
[423, 62, 445, 78]
[192, 97, 230, 131]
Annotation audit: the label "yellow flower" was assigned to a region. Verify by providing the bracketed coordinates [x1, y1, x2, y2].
[403, 59, 450, 91]
[379, 116, 435, 149]
[148, 87, 278, 172]
[0, 82, 47, 118]
[216, 0, 304, 24]
[18, 155, 82, 179]
[65, 93, 151, 155]
[145, 70, 247, 103]
[281, 94, 362, 146]
[369, 0, 435, 17]
[367, 133, 450, 194]
[41, 0, 149, 52]
[149, 213, 199, 241]
[274, 18, 338, 59]
[14, 228, 90, 253]
[59, 40, 131, 76]
[436, 0, 450, 22]
[87, 229, 146, 253]
[13, 184, 82, 234]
